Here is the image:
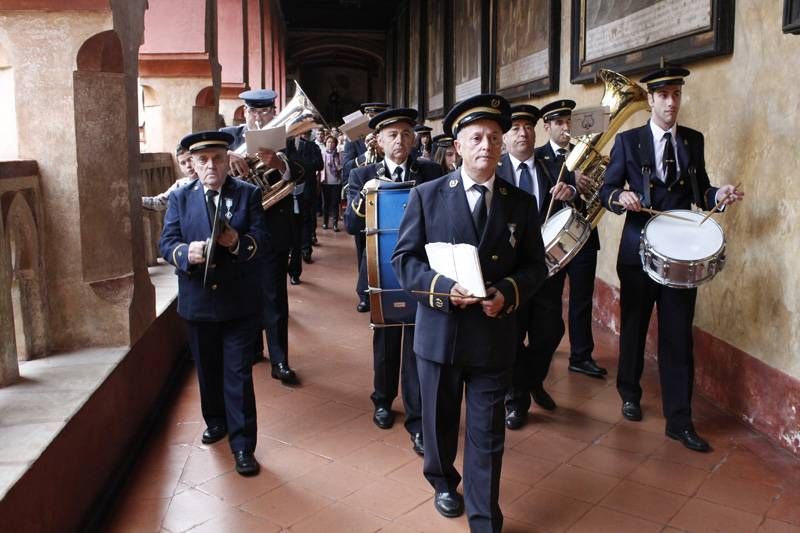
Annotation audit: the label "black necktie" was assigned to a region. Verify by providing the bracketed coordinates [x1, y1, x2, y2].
[556, 148, 567, 161]
[471, 184, 488, 235]
[518, 162, 534, 197]
[662, 132, 677, 184]
[393, 166, 403, 182]
[206, 189, 218, 227]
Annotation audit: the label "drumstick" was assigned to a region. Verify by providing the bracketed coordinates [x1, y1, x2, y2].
[544, 163, 567, 223]
[699, 183, 742, 225]
[612, 202, 696, 223]
[411, 290, 490, 301]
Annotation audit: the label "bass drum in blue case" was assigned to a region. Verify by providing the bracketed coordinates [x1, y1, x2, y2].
[363, 178, 416, 326]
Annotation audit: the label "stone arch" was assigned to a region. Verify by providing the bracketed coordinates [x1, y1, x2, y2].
[233, 105, 245, 126]
[4, 192, 47, 361]
[193, 86, 218, 131]
[76, 30, 124, 73]
[0, 42, 18, 160]
[195, 86, 216, 107]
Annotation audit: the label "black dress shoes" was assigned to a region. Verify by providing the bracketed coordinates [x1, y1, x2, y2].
[234, 450, 260, 476]
[434, 491, 465, 518]
[666, 427, 711, 452]
[289, 275, 301, 285]
[373, 407, 395, 429]
[531, 385, 556, 411]
[333, 225, 340, 232]
[302, 252, 313, 264]
[410, 432, 424, 456]
[271, 362, 298, 385]
[356, 300, 370, 313]
[505, 409, 527, 430]
[568, 359, 608, 378]
[201, 425, 227, 444]
[621, 401, 642, 421]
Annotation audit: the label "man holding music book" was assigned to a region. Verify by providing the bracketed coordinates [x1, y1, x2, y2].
[392, 94, 547, 532]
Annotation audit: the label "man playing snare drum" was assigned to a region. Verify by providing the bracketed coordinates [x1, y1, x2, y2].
[599, 65, 743, 452]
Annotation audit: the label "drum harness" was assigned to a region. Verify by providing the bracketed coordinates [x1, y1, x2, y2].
[637, 126, 702, 211]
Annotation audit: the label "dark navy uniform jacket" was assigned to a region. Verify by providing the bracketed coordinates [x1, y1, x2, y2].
[344, 157, 444, 236]
[391, 170, 548, 369]
[342, 138, 367, 169]
[160, 176, 267, 321]
[599, 123, 718, 266]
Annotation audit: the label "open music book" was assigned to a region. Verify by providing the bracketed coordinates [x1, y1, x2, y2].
[424, 243, 487, 298]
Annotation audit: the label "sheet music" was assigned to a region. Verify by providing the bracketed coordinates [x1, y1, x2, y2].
[424, 242, 487, 298]
[245, 126, 286, 153]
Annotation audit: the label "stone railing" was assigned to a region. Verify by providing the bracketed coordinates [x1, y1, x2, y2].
[139, 152, 176, 265]
[0, 160, 48, 385]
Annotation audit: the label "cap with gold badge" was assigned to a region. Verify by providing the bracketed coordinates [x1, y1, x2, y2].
[239, 89, 277, 108]
[639, 65, 690, 91]
[442, 93, 512, 138]
[360, 102, 391, 115]
[180, 131, 235, 152]
[540, 100, 576, 122]
[368, 107, 419, 131]
[510, 104, 541, 125]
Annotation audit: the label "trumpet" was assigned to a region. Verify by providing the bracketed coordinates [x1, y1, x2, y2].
[236, 81, 328, 210]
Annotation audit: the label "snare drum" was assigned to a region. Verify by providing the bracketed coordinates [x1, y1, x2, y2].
[541, 207, 592, 277]
[364, 179, 416, 325]
[640, 209, 726, 289]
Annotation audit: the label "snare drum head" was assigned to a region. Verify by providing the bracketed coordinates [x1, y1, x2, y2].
[541, 208, 573, 246]
[644, 210, 724, 261]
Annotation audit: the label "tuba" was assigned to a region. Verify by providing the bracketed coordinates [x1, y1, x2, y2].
[236, 81, 328, 210]
[565, 69, 650, 227]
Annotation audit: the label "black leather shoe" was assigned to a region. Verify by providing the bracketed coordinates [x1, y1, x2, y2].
[322, 223, 329, 230]
[621, 401, 642, 421]
[356, 300, 370, 313]
[666, 428, 711, 452]
[333, 225, 340, 232]
[201, 425, 227, 444]
[434, 491, 464, 518]
[531, 386, 556, 410]
[234, 450, 260, 476]
[410, 433, 424, 456]
[271, 362, 298, 385]
[302, 252, 313, 264]
[568, 359, 608, 378]
[505, 409, 527, 430]
[289, 275, 301, 285]
[373, 407, 395, 429]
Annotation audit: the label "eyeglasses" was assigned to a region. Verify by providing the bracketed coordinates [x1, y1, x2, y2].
[246, 107, 276, 115]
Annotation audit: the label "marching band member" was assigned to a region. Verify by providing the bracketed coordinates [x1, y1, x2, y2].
[160, 131, 266, 476]
[342, 102, 390, 169]
[392, 94, 547, 531]
[536, 100, 607, 378]
[344, 107, 442, 455]
[498, 104, 576, 430]
[141, 144, 196, 211]
[599, 65, 743, 452]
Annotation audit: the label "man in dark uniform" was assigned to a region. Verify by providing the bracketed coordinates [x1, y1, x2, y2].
[286, 130, 323, 277]
[536, 100, 607, 379]
[342, 102, 390, 169]
[392, 94, 547, 532]
[221, 89, 299, 384]
[599, 66, 743, 452]
[497, 104, 577, 430]
[160, 130, 266, 476]
[344, 107, 443, 455]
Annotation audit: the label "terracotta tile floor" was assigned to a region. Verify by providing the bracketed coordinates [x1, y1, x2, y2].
[104, 227, 800, 533]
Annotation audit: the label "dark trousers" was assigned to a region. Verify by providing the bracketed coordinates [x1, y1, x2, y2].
[371, 325, 422, 434]
[257, 248, 290, 366]
[617, 265, 697, 431]
[506, 271, 566, 412]
[321, 183, 342, 227]
[355, 234, 367, 302]
[288, 197, 305, 278]
[566, 245, 598, 363]
[418, 357, 509, 533]
[186, 315, 258, 453]
[302, 188, 316, 253]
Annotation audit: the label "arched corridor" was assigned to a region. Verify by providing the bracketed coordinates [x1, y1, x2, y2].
[103, 230, 800, 533]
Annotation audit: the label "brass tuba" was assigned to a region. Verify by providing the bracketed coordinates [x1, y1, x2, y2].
[565, 69, 650, 227]
[236, 81, 328, 210]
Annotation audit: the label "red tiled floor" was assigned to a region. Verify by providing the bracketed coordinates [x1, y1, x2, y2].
[102, 229, 800, 532]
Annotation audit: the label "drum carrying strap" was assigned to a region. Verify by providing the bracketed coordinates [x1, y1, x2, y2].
[679, 130, 703, 208]
[638, 127, 655, 208]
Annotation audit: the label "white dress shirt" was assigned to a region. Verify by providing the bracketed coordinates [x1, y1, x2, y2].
[461, 168, 495, 215]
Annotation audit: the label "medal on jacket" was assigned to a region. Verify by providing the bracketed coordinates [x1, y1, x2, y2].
[224, 197, 233, 220]
[507, 223, 517, 248]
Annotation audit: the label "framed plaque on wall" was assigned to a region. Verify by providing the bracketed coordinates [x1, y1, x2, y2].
[426, 0, 446, 118]
[571, 0, 735, 83]
[493, 0, 560, 100]
[785, 0, 800, 34]
[452, 0, 489, 103]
